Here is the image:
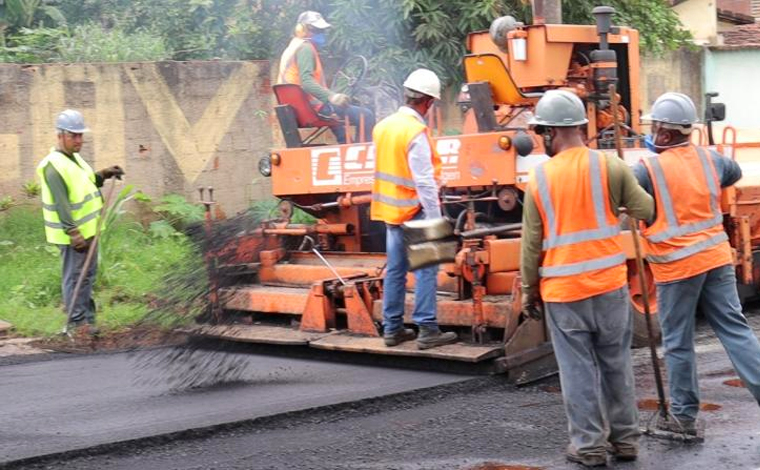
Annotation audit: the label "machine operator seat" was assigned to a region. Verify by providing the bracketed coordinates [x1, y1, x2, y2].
[463, 54, 542, 107]
[273, 83, 340, 148]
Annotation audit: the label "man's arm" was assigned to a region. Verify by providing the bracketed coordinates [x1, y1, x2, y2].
[709, 150, 742, 187]
[407, 132, 441, 219]
[295, 46, 333, 104]
[607, 156, 654, 223]
[43, 163, 76, 232]
[520, 187, 543, 299]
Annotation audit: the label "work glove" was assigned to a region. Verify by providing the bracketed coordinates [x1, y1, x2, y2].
[521, 291, 544, 321]
[97, 165, 125, 180]
[67, 228, 91, 253]
[329, 93, 350, 108]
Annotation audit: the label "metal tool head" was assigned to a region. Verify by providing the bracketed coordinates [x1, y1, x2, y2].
[642, 412, 705, 443]
[407, 239, 458, 271]
[402, 217, 454, 246]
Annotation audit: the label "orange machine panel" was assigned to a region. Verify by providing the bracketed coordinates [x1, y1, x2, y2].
[270, 132, 520, 197]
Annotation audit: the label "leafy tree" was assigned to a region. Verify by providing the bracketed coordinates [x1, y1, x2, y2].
[0, 0, 65, 46]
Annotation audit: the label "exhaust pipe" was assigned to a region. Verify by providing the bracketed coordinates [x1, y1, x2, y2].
[532, 0, 562, 25]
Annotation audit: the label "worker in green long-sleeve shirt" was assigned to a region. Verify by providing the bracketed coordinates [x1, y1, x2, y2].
[278, 11, 374, 144]
[36, 109, 124, 335]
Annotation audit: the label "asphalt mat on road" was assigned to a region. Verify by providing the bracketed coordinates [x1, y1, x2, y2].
[0, 346, 469, 465]
[3, 316, 760, 469]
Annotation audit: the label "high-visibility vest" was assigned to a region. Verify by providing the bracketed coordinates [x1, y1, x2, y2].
[36, 149, 102, 245]
[278, 37, 326, 108]
[640, 145, 732, 283]
[530, 148, 627, 302]
[370, 110, 441, 225]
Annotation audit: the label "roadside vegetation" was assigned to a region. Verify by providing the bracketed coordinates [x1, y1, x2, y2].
[0, 0, 690, 89]
[0, 192, 199, 337]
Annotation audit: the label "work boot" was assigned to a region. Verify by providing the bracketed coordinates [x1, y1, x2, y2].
[656, 416, 698, 436]
[566, 446, 607, 467]
[416, 327, 457, 350]
[607, 442, 638, 461]
[384, 328, 416, 347]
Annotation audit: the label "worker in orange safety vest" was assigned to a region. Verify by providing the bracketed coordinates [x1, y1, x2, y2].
[520, 90, 654, 466]
[370, 68, 457, 351]
[633, 92, 760, 437]
[278, 11, 374, 144]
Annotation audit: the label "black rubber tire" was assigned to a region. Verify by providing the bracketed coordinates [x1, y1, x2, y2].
[631, 302, 661, 348]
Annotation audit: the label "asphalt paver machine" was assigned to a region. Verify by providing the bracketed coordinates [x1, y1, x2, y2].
[192, 5, 760, 379]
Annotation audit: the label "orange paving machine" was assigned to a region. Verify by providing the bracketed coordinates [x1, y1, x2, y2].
[193, 6, 760, 378]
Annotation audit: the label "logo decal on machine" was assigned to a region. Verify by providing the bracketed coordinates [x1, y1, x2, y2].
[310, 139, 463, 187]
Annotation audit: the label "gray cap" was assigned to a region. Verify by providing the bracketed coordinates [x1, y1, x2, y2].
[529, 90, 588, 127]
[55, 109, 90, 133]
[642, 92, 698, 126]
[298, 11, 331, 29]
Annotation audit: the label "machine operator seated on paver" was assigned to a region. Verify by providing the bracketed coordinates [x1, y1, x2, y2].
[276, 10, 375, 146]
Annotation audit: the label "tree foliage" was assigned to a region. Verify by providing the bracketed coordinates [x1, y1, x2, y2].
[0, 0, 691, 82]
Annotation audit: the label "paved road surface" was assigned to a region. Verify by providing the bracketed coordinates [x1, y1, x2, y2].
[0, 347, 467, 464]
[3, 316, 760, 469]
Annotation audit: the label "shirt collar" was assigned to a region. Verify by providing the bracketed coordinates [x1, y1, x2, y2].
[399, 106, 426, 124]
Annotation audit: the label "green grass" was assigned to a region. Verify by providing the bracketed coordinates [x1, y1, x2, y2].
[0, 205, 197, 337]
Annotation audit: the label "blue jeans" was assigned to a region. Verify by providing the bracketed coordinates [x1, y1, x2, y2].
[545, 286, 639, 454]
[320, 103, 375, 144]
[657, 264, 760, 419]
[382, 220, 438, 335]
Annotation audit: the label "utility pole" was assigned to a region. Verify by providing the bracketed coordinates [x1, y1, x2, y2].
[532, 0, 562, 25]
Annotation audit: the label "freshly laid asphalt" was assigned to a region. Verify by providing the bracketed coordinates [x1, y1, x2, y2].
[0, 346, 468, 465]
[2, 316, 760, 469]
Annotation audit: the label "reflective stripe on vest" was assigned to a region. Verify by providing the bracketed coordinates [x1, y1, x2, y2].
[42, 190, 99, 212]
[536, 150, 621, 250]
[374, 171, 416, 189]
[539, 252, 627, 277]
[371, 192, 420, 207]
[646, 231, 728, 264]
[43, 200, 100, 229]
[644, 147, 722, 244]
[36, 150, 102, 244]
[370, 110, 437, 224]
[643, 147, 725, 265]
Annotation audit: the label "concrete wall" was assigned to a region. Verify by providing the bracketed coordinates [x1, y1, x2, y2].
[705, 47, 760, 129]
[675, 0, 719, 45]
[0, 61, 273, 216]
[639, 48, 705, 117]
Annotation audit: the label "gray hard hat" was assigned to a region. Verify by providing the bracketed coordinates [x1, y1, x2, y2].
[55, 109, 90, 133]
[529, 90, 588, 127]
[642, 92, 698, 126]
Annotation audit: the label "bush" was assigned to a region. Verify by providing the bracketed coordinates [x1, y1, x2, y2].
[0, 27, 68, 63]
[57, 23, 170, 62]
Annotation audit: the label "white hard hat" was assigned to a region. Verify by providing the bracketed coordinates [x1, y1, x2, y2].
[298, 11, 331, 30]
[642, 92, 698, 126]
[403, 68, 441, 100]
[55, 109, 90, 133]
[529, 90, 588, 127]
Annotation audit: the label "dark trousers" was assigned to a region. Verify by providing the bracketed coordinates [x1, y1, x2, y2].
[320, 103, 375, 144]
[59, 244, 98, 325]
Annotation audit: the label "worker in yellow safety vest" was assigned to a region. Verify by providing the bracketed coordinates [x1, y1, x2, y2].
[520, 90, 654, 466]
[633, 92, 760, 437]
[278, 10, 374, 144]
[36, 109, 124, 335]
[370, 68, 457, 350]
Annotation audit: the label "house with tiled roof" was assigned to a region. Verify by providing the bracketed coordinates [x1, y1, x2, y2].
[653, 0, 760, 129]
[671, 0, 758, 45]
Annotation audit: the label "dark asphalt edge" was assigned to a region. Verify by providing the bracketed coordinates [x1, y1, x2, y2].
[0, 375, 520, 469]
